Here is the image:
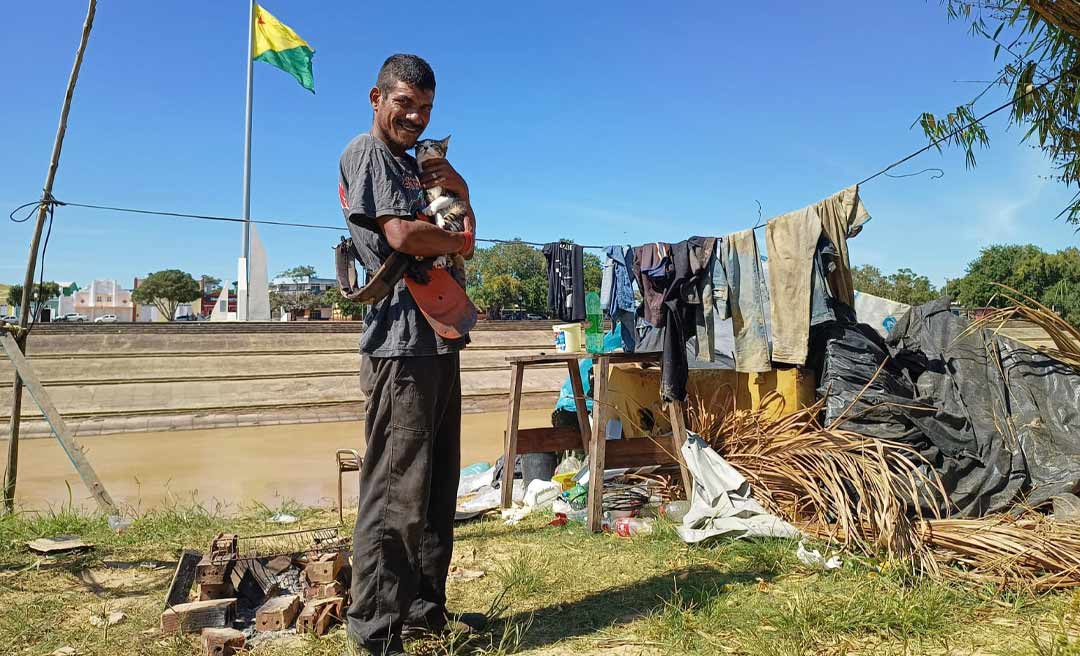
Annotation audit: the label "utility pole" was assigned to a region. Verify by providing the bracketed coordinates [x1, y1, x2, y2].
[4, 0, 98, 513]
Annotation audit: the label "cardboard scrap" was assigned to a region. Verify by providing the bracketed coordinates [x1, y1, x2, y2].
[27, 535, 91, 554]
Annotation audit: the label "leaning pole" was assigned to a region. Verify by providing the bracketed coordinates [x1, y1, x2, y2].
[3, 0, 98, 513]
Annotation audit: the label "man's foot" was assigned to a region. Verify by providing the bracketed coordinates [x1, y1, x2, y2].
[401, 612, 488, 641]
[346, 636, 406, 656]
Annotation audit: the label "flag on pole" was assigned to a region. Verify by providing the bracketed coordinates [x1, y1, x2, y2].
[252, 5, 315, 92]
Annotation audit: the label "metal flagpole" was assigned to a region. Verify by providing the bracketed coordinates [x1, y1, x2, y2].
[239, 0, 255, 321]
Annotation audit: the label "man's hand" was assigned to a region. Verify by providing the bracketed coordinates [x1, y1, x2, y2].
[419, 158, 469, 203]
[462, 206, 477, 260]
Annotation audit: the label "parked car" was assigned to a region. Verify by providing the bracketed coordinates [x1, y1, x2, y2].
[94, 314, 117, 323]
[56, 313, 85, 322]
[0, 315, 16, 323]
[174, 314, 200, 321]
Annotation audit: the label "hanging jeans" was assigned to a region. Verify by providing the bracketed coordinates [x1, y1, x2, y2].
[713, 229, 772, 373]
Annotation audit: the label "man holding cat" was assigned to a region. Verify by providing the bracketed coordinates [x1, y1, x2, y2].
[338, 53, 478, 656]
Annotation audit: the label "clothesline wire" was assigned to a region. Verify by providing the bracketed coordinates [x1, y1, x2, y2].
[9, 69, 1065, 250]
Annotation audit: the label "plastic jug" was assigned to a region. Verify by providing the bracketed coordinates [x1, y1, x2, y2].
[585, 291, 603, 353]
[553, 323, 584, 352]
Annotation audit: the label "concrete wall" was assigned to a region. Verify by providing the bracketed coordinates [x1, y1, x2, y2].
[0, 321, 566, 438]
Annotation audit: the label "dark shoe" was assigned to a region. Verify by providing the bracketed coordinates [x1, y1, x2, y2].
[346, 636, 406, 656]
[401, 612, 488, 641]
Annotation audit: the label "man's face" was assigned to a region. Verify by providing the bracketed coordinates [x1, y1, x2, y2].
[371, 80, 434, 153]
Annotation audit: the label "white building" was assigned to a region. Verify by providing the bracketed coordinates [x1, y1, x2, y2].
[74, 279, 134, 321]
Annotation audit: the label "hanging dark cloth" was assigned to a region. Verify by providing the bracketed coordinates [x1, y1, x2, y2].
[543, 241, 585, 321]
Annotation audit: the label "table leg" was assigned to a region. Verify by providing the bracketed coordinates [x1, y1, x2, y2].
[667, 399, 693, 494]
[586, 356, 610, 532]
[500, 362, 525, 508]
[566, 360, 591, 451]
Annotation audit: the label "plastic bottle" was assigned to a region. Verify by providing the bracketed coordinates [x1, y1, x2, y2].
[659, 500, 691, 523]
[613, 517, 655, 537]
[585, 291, 604, 353]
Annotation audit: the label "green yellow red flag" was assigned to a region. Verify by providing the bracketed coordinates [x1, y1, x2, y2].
[252, 5, 315, 93]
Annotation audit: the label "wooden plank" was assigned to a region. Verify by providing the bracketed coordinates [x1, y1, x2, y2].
[0, 332, 116, 513]
[512, 426, 583, 454]
[606, 437, 679, 469]
[500, 363, 525, 509]
[255, 594, 301, 632]
[566, 360, 592, 451]
[667, 400, 693, 493]
[304, 551, 344, 584]
[164, 549, 202, 608]
[160, 598, 236, 635]
[504, 352, 662, 365]
[201, 628, 245, 656]
[586, 356, 610, 532]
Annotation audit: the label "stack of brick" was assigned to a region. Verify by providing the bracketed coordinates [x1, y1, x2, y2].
[161, 532, 352, 654]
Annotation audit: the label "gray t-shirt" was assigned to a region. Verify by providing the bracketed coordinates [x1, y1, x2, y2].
[338, 133, 469, 357]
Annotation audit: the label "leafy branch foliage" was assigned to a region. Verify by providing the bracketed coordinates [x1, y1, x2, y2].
[925, 1, 1080, 222]
[131, 269, 201, 321]
[851, 266, 939, 305]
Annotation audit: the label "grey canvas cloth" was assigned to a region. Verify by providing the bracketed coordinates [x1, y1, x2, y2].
[677, 434, 800, 544]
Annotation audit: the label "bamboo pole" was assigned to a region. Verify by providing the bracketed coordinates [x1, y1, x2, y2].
[3, 0, 98, 514]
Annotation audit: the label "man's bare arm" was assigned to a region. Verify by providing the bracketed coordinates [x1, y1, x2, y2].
[378, 216, 468, 257]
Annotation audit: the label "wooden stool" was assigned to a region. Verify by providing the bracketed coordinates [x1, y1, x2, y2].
[335, 449, 362, 524]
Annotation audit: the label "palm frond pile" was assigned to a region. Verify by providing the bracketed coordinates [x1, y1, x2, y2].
[687, 393, 945, 565]
[686, 387, 1080, 589]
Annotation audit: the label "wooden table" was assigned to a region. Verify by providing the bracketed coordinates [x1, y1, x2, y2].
[500, 351, 692, 532]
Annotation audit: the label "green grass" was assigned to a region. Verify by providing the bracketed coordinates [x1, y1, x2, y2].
[2, 502, 1080, 655]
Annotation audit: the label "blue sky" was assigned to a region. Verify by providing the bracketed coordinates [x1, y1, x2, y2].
[2, 0, 1078, 290]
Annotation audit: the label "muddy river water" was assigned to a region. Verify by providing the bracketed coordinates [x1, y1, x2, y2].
[5, 409, 552, 513]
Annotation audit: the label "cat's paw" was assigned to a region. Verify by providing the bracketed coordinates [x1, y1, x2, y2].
[433, 255, 449, 269]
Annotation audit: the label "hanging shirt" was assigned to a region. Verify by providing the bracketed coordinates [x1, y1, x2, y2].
[543, 241, 585, 322]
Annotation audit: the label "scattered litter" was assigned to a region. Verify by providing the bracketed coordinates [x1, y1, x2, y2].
[523, 479, 561, 508]
[27, 535, 92, 554]
[51, 648, 78, 656]
[796, 541, 842, 571]
[107, 515, 133, 533]
[501, 506, 533, 526]
[447, 566, 485, 583]
[612, 517, 654, 537]
[267, 513, 299, 524]
[89, 610, 126, 628]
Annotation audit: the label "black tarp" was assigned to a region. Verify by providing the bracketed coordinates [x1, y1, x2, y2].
[811, 297, 1080, 517]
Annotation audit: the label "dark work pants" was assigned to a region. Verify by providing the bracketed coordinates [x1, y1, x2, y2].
[347, 353, 462, 649]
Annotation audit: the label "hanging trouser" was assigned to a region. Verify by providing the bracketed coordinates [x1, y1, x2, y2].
[347, 353, 462, 651]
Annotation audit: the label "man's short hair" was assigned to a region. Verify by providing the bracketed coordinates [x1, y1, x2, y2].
[376, 54, 436, 94]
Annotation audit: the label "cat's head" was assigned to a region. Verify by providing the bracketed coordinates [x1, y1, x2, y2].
[414, 136, 450, 163]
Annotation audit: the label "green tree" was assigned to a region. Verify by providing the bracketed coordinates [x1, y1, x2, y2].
[7, 281, 60, 309]
[131, 270, 201, 321]
[954, 244, 1080, 326]
[322, 286, 366, 320]
[466, 240, 549, 317]
[924, 2, 1080, 222]
[852, 265, 938, 305]
[279, 265, 317, 282]
[953, 244, 1049, 308]
[199, 275, 222, 292]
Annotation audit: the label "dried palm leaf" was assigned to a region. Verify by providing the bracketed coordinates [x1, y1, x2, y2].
[960, 283, 1080, 370]
[919, 513, 1080, 591]
[687, 391, 947, 565]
